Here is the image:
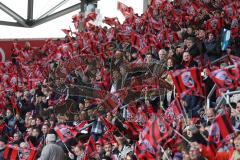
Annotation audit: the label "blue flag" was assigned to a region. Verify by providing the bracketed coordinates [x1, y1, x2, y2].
[221, 28, 231, 51]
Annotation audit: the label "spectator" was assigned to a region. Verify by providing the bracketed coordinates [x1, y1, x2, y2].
[38, 134, 65, 160]
[185, 37, 201, 58]
[4, 108, 16, 136]
[180, 51, 198, 69]
[158, 49, 167, 66]
[68, 145, 85, 160]
[204, 32, 221, 62]
[28, 127, 42, 147]
[41, 124, 50, 146]
[96, 140, 105, 159]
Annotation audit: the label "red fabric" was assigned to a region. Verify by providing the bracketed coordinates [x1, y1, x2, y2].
[144, 117, 170, 150]
[101, 132, 118, 145]
[27, 148, 37, 160]
[102, 17, 120, 27]
[97, 91, 119, 112]
[215, 112, 234, 140]
[61, 29, 71, 36]
[134, 142, 156, 160]
[54, 125, 75, 143]
[170, 67, 204, 97]
[0, 122, 7, 134]
[3, 145, 18, 160]
[83, 135, 96, 160]
[117, 1, 134, 18]
[172, 97, 186, 118]
[10, 96, 19, 114]
[207, 66, 240, 90]
[123, 121, 143, 137]
[72, 14, 83, 29]
[131, 32, 141, 49]
[99, 116, 117, 132]
[85, 12, 97, 22]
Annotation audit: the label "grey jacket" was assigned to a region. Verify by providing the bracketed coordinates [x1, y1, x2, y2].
[38, 143, 65, 160]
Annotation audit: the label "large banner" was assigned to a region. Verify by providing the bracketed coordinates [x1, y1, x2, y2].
[0, 39, 47, 62]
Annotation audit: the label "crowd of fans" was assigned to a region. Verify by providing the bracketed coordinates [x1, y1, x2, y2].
[1, 0, 240, 159]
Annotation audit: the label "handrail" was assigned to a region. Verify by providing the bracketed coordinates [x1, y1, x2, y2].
[206, 84, 217, 108]
[210, 55, 228, 66]
[216, 89, 240, 109]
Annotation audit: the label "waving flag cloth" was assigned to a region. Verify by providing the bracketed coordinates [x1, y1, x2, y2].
[85, 12, 97, 22]
[99, 116, 117, 132]
[215, 111, 234, 141]
[206, 66, 240, 90]
[3, 145, 18, 160]
[135, 142, 156, 160]
[10, 96, 20, 114]
[102, 17, 120, 27]
[170, 67, 204, 97]
[26, 148, 38, 160]
[117, 1, 134, 18]
[207, 111, 234, 154]
[123, 121, 143, 138]
[54, 124, 77, 143]
[96, 90, 120, 112]
[165, 97, 187, 121]
[72, 14, 83, 30]
[100, 131, 118, 145]
[131, 32, 141, 49]
[82, 135, 96, 160]
[142, 116, 171, 151]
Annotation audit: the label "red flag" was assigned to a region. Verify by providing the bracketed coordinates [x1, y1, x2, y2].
[100, 131, 118, 145]
[123, 121, 143, 137]
[127, 102, 138, 117]
[99, 116, 117, 132]
[135, 142, 156, 160]
[83, 135, 96, 160]
[72, 14, 83, 29]
[171, 97, 186, 119]
[3, 145, 18, 160]
[10, 96, 20, 114]
[207, 66, 240, 90]
[117, 1, 134, 17]
[85, 12, 97, 22]
[97, 91, 119, 112]
[131, 32, 140, 49]
[61, 29, 71, 36]
[27, 148, 38, 160]
[54, 125, 75, 143]
[170, 67, 204, 97]
[162, 121, 182, 150]
[215, 111, 234, 141]
[102, 17, 120, 27]
[143, 117, 171, 150]
[208, 111, 234, 153]
[116, 33, 130, 43]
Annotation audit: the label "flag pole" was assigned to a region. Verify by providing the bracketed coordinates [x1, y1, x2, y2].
[158, 114, 191, 144]
[63, 142, 70, 153]
[172, 128, 191, 144]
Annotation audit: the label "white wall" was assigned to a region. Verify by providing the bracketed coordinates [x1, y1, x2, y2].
[0, 0, 143, 39]
[97, 0, 143, 25]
